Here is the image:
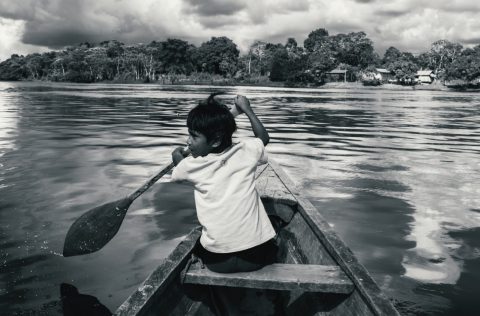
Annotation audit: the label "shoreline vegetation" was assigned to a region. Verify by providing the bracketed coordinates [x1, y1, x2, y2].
[0, 77, 452, 91]
[6, 77, 474, 92]
[1, 27, 479, 90]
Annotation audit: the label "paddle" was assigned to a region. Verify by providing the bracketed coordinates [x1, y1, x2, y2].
[63, 104, 242, 257]
[62, 162, 176, 257]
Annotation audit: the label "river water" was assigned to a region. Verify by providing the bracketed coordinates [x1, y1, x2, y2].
[0, 82, 479, 315]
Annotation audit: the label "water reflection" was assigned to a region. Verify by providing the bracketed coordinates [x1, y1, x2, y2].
[0, 82, 479, 315]
[150, 182, 197, 240]
[61, 283, 111, 316]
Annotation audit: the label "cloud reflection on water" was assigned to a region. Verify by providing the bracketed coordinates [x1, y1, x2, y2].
[1, 82, 479, 315]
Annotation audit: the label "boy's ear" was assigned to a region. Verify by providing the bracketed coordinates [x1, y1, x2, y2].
[210, 138, 222, 148]
[209, 134, 222, 148]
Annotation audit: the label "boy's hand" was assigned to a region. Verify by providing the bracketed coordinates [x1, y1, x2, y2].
[234, 94, 269, 145]
[234, 95, 253, 115]
[172, 146, 189, 165]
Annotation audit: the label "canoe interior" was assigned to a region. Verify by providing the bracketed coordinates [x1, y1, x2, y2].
[115, 161, 398, 316]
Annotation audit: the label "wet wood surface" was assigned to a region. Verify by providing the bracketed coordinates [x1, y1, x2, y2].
[184, 262, 354, 294]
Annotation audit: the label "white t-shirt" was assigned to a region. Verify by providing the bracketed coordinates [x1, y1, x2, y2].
[171, 138, 276, 253]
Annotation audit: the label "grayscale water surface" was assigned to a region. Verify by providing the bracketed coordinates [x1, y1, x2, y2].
[0, 82, 479, 315]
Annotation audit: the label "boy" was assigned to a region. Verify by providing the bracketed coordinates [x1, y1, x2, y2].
[171, 93, 277, 274]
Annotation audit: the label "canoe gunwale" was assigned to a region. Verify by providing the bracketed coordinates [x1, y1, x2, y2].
[267, 159, 399, 316]
[115, 227, 201, 315]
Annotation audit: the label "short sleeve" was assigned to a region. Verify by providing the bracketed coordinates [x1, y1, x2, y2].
[244, 138, 268, 165]
[171, 158, 190, 182]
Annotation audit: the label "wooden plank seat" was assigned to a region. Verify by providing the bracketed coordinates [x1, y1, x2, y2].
[183, 263, 354, 294]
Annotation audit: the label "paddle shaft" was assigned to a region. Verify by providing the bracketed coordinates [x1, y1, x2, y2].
[129, 162, 175, 201]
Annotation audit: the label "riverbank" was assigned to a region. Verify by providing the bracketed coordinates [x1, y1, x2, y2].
[4, 78, 479, 92]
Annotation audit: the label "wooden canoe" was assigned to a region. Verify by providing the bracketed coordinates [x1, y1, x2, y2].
[115, 160, 399, 315]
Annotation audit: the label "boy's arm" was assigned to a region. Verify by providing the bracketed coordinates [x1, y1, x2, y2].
[234, 95, 270, 146]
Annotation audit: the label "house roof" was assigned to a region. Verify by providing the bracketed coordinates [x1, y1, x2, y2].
[416, 70, 434, 76]
[326, 69, 347, 74]
[376, 68, 391, 74]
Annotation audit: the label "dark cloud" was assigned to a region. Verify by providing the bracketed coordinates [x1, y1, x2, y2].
[0, 9, 34, 21]
[375, 9, 409, 17]
[21, 24, 159, 49]
[272, 1, 310, 13]
[196, 15, 242, 29]
[353, 0, 376, 3]
[182, 0, 249, 29]
[19, 12, 162, 49]
[436, 4, 480, 13]
[22, 27, 101, 48]
[244, 0, 310, 25]
[0, 1, 37, 20]
[460, 37, 480, 45]
[183, 0, 246, 17]
[4, 0, 164, 49]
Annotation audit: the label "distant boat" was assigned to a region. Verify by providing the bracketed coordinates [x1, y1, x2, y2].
[116, 160, 400, 316]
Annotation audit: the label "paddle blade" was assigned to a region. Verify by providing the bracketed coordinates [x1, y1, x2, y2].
[63, 198, 133, 257]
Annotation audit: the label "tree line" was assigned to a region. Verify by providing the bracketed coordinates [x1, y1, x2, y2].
[0, 27, 479, 85]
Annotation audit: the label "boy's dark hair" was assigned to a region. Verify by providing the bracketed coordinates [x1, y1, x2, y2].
[187, 92, 237, 150]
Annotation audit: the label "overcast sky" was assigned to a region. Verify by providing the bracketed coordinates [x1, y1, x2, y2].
[1, 0, 479, 61]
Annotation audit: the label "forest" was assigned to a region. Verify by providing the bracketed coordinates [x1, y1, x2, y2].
[0, 27, 479, 86]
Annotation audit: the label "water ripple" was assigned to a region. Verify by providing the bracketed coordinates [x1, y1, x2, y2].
[0, 82, 479, 315]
